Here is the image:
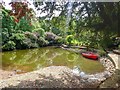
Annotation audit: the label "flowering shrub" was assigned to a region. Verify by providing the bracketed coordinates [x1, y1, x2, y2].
[9, 1, 33, 23]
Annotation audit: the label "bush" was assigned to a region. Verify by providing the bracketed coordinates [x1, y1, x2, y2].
[16, 17, 34, 32]
[37, 37, 49, 46]
[10, 33, 26, 49]
[98, 48, 106, 56]
[51, 27, 61, 35]
[22, 38, 39, 48]
[33, 28, 45, 37]
[65, 35, 74, 45]
[2, 28, 10, 44]
[56, 37, 64, 44]
[2, 41, 16, 50]
[10, 33, 25, 41]
[45, 32, 58, 41]
[24, 31, 48, 47]
[25, 32, 38, 41]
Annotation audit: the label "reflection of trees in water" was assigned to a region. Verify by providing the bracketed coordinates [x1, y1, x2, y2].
[40, 49, 49, 58]
[66, 52, 79, 62]
[2, 49, 41, 65]
[2, 48, 105, 73]
[14, 49, 40, 65]
[38, 48, 63, 66]
[3, 48, 79, 67]
[46, 52, 63, 66]
[2, 48, 80, 71]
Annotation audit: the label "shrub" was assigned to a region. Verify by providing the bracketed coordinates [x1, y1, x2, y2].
[10, 33, 26, 49]
[22, 38, 39, 48]
[37, 37, 49, 46]
[51, 27, 61, 35]
[25, 32, 38, 41]
[16, 17, 34, 32]
[56, 37, 64, 44]
[45, 32, 58, 41]
[33, 28, 45, 37]
[10, 33, 25, 41]
[98, 48, 106, 56]
[2, 41, 16, 50]
[65, 35, 74, 45]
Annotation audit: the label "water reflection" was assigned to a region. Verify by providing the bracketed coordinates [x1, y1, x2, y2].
[1, 47, 104, 74]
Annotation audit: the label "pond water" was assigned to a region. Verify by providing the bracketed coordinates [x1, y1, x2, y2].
[1, 47, 104, 74]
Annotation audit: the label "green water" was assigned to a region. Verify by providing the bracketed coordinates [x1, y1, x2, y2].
[1, 47, 104, 74]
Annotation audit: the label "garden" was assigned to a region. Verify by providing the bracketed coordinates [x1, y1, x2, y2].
[0, 0, 120, 89]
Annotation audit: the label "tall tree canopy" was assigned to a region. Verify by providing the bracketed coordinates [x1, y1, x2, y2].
[33, 1, 119, 34]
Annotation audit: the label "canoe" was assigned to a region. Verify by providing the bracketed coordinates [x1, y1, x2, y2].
[81, 52, 98, 60]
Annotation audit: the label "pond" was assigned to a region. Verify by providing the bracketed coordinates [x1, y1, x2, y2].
[1, 47, 105, 74]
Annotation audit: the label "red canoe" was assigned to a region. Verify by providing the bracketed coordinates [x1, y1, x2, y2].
[81, 52, 98, 60]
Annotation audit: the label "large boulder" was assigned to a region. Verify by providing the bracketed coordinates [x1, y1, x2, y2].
[0, 66, 83, 88]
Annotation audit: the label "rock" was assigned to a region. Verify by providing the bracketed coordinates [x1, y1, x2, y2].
[0, 66, 83, 88]
[113, 50, 120, 55]
[0, 66, 112, 88]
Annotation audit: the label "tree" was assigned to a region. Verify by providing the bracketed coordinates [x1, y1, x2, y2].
[9, 0, 33, 23]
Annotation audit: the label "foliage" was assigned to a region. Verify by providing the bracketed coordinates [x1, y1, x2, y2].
[2, 8, 16, 32]
[1, 6, 48, 51]
[51, 27, 61, 35]
[2, 41, 16, 50]
[65, 35, 74, 45]
[56, 37, 65, 44]
[33, 28, 45, 37]
[15, 17, 34, 32]
[24, 31, 48, 47]
[37, 37, 49, 46]
[9, 1, 33, 22]
[98, 47, 106, 56]
[1, 1, 119, 51]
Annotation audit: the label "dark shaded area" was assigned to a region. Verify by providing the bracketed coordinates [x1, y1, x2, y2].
[99, 69, 120, 88]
